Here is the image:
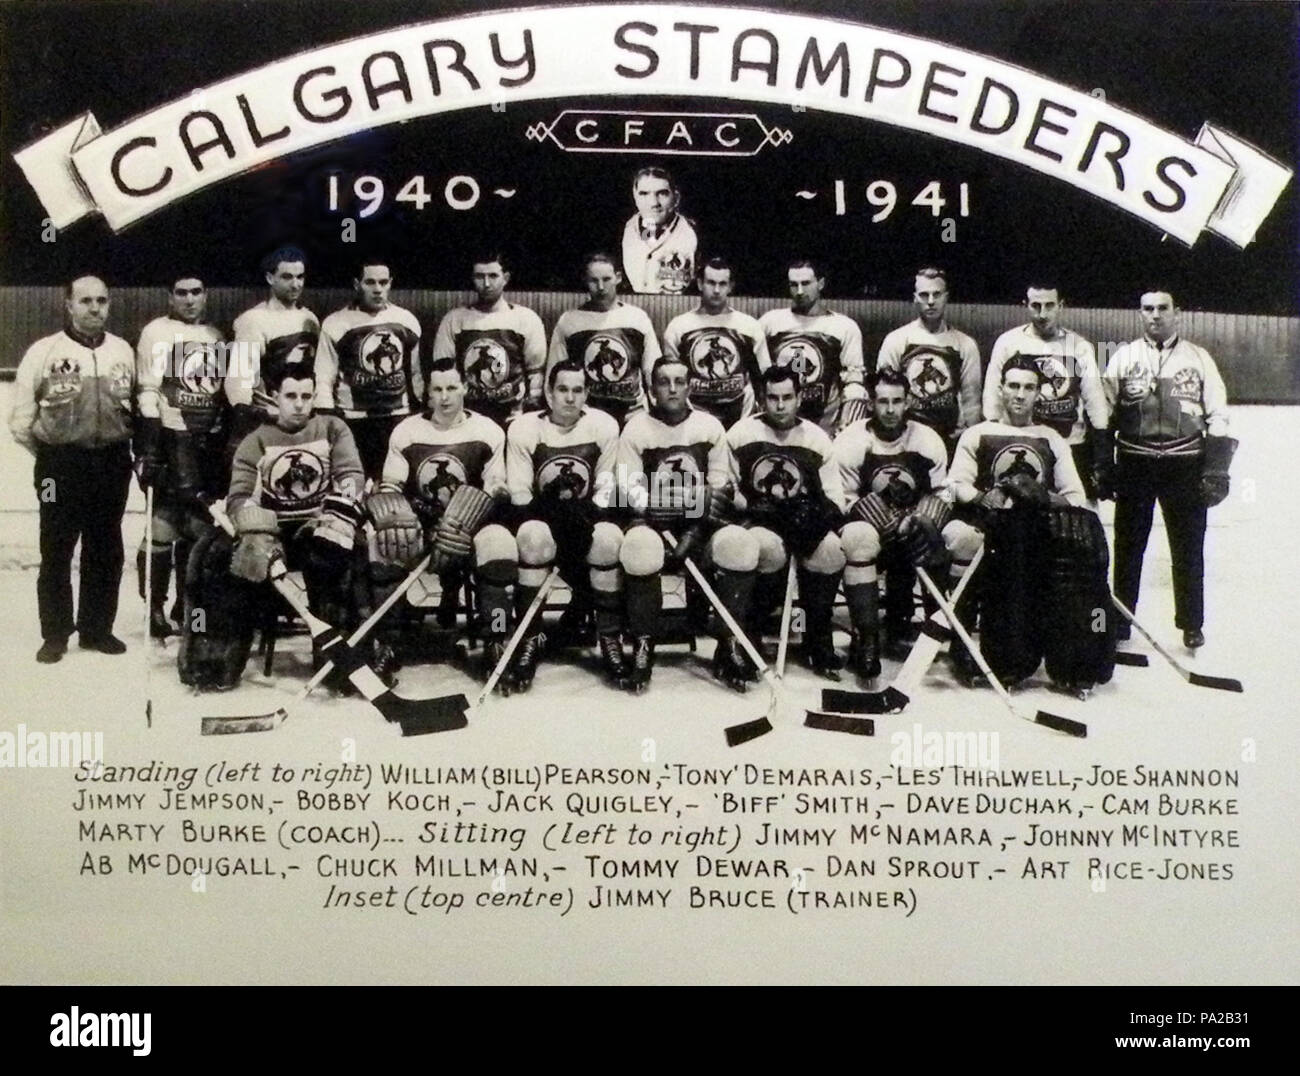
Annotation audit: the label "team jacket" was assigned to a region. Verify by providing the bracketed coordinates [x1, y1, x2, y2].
[945, 420, 1086, 507]
[617, 406, 730, 511]
[876, 318, 982, 439]
[1102, 335, 1230, 458]
[661, 307, 767, 429]
[758, 307, 866, 434]
[983, 324, 1108, 444]
[225, 301, 320, 408]
[727, 415, 846, 512]
[227, 415, 363, 523]
[547, 302, 660, 417]
[506, 408, 619, 506]
[315, 303, 423, 419]
[621, 213, 697, 295]
[431, 300, 546, 421]
[136, 316, 227, 434]
[9, 329, 135, 451]
[380, 410, 506, 523]
[834, 418, 948, 503]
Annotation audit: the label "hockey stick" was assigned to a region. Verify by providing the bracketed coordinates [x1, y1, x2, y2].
[820, 545, 987, 718]
[775, 558, 797, 679]
[467, 566, 563, 717]
[916, 565, 1087, 737]
[662, 533, 781, 747]
[143, 486, 154, 728]
[1109, 596, 1242, 693]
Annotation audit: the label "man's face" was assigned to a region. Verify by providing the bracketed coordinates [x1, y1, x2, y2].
[426, 368, 467, 424]
[1026, 288, 1061, 338]
[275, 376, 315, 431]
[168, 278, 206, 324]
[472, 261, 508, 305]
[788, 267, 823, 314]
[699, 267, 732, 314]
[549, 370, 588, 425]
[763, 378, 801, 428]
[633, 176, 677, 227]
[651, 362, 690, 416]
[1001, 369, 1040, 424]
[1140, 291, 1178, 342]
[267, 261, 306, 305]
[872, 383, 908, 432]
[66, 277, 110, 336]
[584, 261, 621, 309]
[355, 265, 392, 313]
[914, 274, 948, 328]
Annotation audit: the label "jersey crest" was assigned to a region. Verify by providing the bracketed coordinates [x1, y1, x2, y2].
[537, 451, 595, 500]
[900, 344, 961, 433]
[974, 433, 1056, 492]
[263, 445, 328, 513]
[749, 452, 805, 502]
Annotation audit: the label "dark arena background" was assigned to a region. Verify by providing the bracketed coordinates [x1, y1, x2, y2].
[0, 0, 1297, 1004]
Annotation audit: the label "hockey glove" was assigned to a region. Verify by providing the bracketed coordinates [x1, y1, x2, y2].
[898, 513, 944, 568]
[132, 417, 164, 492]
[229, 505, 282, 582]
[998, 473, 1051, 508]
[431, 484, 495, 572]
[366, 492, 424, 566]
[837, 396, 870, 432]
[1087, 426, 1117, 501]
[1200, 435, 1238, 507]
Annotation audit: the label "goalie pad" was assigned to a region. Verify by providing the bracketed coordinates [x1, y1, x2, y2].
[366, 492, 423, 567]
[229, 504, 282, 582]
[179, 529, 261, 689]
[978, 507, 1050, 685]
[1043, 506, 1116, 689]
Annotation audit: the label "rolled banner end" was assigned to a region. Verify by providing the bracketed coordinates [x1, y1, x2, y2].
[1197, 122, 1294, 249]
[13, 112, 102, 230]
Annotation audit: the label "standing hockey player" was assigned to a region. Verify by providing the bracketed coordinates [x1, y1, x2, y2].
[876, 267, 982, 456]
[224, 246, 320, 452]
[547, 253, 660, 425]
[134, 274, 227, 638]
[183, 363, 364, 691]
[620, 166, 698, 295]
[661, 256, 767, 429]
[834, 368, 953, 674]
[758, 259, 867, 435]
[9, 275, 135, 662]
[1103, 290, 1234, 649]
[983, 282, 1110, 500]
[503, 359, 621, 691]
[430, 252, 546, 430]
[727, 365, 847, 682]
[314, 259, 423, 482]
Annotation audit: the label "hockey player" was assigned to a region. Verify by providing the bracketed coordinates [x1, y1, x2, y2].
[620, 166, 698, 295]
[224, 246, 320, 455]
[834, 368, 953, 674]
[502, 359, 621, 691]
[369, 358, 514, 684]
[546, 253, 660, 426]
[183, 363, 364, 691]
[430, 252, 546, 430]
[616, 355, 735, 693]
[1103, 290, 1234, 649]
[660, 257, 768, 429]
[314, 258, 423, 482]
[876, 267, 982, 456]
[726, 364, 847, 682]
[983, 282, 1110, 500]
[134, 275, 227, 639]
[758, 259, 867, 435]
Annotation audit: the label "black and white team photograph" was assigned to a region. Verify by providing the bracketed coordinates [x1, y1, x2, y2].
[0, 0, 1296, 1014]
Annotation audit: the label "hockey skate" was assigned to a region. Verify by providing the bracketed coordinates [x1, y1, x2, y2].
[597, 632, 630, 684]
[848, 628, 882, 681]
[622, 635, 654, 695]
[712, 637, 752, 693]
[507, 631, 546, 694]
[797, 631, 844, 682]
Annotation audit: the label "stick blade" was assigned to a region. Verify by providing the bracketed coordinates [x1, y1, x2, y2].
[804, 710, 875, 736]
[725, 716, 773, 747]
[377, 690, 469, 726]
[1033, 710, 1088, 738]
[400, 709, 470, 737]
[821, 688, 895, 714]
[1188, 671, 1244, 693]
[201, 708, 287, 735]
[1114, 651, 1149, 667]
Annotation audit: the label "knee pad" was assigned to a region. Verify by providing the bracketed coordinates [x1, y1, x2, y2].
[944, 520, 984, 564]
[516, 519, 557, 566]
[474, 523, 519, 586]
[802, 531, 846, 574]
[588, 521, 624, 568]
[840, 521, 882, 564]
[710, 524, 759, 573]
[619, 526, 665, 576]
[750, 525, 786, 574]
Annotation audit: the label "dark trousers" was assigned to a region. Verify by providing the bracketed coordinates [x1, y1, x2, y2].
[34, 443, 133, 643]
[347, 415, 402, 484]
[1113, 453, 1206, 630]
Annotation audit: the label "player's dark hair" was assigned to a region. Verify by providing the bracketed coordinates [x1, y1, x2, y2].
[761, 363, 801, 394]
[1024, 280, 1060, 298]
[547, 358, 587, 390]
[1140, 288, 1178, 307]
[915, 266, 948, 290]
[169, 274, 205, 292]
[696, 255, 734, 281]
[581, 252, 620, 277]
[355, 259, 392, 282]
[632, 165, 678, 192]
[788, 257, 825, 279]
[1001, 355, 1042, 385]
[471, 251, 510, 275]
[869, 368, 909, 396]
[649, 354, 689, 383]
[266, 361, 314, 393]
[427, 356, 462, 380]
[262, 246, 307, 276]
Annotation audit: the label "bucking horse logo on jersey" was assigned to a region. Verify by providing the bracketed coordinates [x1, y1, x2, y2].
[265, 447, 327, 509]
[750, 453, 803, 502]
[415, 453, 468, 510]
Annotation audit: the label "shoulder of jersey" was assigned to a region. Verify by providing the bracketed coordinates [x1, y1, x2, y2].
[506, 410, 544, 440]
[465, 410, 506, 443]
[586, 408, 620, 437]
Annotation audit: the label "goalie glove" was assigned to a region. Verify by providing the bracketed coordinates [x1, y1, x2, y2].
[998, 473, 1050, 508]
[1200, 435, 1238, 507]
[367, 492, 423, 566]
[431, 484, 496, 572]
[228, 504, 282, 582]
